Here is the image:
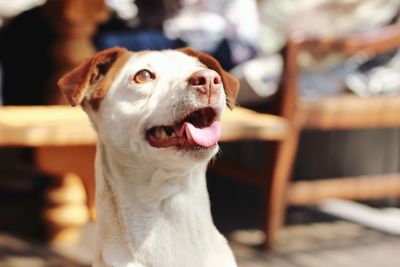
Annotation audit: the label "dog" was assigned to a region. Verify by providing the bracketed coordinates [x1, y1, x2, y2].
[58, 47, 239, 267]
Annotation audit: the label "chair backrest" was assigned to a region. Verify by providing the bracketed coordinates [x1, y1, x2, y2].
[271, 22, 400, 125]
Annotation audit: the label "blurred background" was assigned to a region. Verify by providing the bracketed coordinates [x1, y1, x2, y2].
[1, 0, 400, 266]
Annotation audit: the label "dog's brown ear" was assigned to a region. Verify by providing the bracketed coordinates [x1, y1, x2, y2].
[178, 47, 239, 109]
[57, 47, 130, 110]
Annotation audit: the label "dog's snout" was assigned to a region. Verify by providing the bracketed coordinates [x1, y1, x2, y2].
[188, 69, 222, 96]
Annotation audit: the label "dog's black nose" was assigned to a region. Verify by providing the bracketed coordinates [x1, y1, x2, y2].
[189, 69, 222, 96]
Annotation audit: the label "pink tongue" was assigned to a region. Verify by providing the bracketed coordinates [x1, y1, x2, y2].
[184, 121, 221, 147]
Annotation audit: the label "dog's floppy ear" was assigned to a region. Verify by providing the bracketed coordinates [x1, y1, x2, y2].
[57, 47, 130, 110]
[178, 47, 239, 109]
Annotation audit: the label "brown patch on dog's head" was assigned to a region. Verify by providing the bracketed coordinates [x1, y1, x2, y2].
[178, 47, 239, 109]
[57, 47, 131, 110]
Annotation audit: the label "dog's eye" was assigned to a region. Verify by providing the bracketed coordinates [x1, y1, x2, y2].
[133, 69, 155, 84]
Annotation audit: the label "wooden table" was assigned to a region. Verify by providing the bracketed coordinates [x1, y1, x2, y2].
[0, 105, 287, 243]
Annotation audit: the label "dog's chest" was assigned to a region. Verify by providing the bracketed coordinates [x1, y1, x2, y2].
[133, 196, 216, 266]
[100, 193, 235, 267]
[101, 217, 226, 267]
[132, 228, 234, 267]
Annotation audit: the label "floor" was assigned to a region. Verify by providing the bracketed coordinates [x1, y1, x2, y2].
[1, 174, 399, 267]
[232, 221, 400, 267]
[1, 218, 400, 267]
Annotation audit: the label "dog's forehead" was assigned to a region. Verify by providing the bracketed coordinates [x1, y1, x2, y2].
[127, 50, 205, 72]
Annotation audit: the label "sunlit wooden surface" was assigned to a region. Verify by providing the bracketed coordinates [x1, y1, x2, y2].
[300, 94, 400, 130]
[0, 106, 288, 147]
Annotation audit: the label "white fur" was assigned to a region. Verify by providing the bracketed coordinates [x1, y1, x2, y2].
[84, 51, 237, 267]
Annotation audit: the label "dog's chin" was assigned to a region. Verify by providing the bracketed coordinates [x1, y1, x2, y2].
[146, 136, 220, 161]
[148, 143, 219, 163]
[174, 143, 219, 160]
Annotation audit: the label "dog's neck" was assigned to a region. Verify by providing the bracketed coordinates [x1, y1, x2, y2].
[94, 142, 221, 267]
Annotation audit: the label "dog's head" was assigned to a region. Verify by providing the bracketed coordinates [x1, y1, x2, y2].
[58, 47, 239, 164]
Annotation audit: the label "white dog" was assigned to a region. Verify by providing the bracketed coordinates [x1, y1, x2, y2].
[58, 47, 239, 267]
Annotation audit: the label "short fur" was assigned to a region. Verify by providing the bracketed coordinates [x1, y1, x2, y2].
[58, 47, 239, 267]
[58, 47, 131, 110]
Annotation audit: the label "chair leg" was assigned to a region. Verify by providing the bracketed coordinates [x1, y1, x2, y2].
[264, 126, 300, 250]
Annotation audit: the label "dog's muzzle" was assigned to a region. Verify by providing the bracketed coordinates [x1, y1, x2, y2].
[145, 107, 220, 149]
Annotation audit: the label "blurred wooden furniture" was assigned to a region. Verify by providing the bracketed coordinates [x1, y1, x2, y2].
[264, 22, 400, 249]
[0, 106, 97, 243]
[0, 105, 288, 243]
[1, 0, 110, 243]
[45, 0, 110, 104]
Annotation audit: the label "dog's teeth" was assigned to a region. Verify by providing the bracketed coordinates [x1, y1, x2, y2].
[170, 131, 176, 137]
[154, 127, 164, 138]
[160, 128, 168, 139]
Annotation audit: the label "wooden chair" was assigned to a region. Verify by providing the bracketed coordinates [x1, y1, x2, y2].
[264, 22, 400, 250]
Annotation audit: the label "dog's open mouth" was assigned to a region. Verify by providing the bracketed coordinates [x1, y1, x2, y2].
[146, 107, 221, 149]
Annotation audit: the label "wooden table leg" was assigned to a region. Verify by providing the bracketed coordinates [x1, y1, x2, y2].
[35, 146, 96, 244]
